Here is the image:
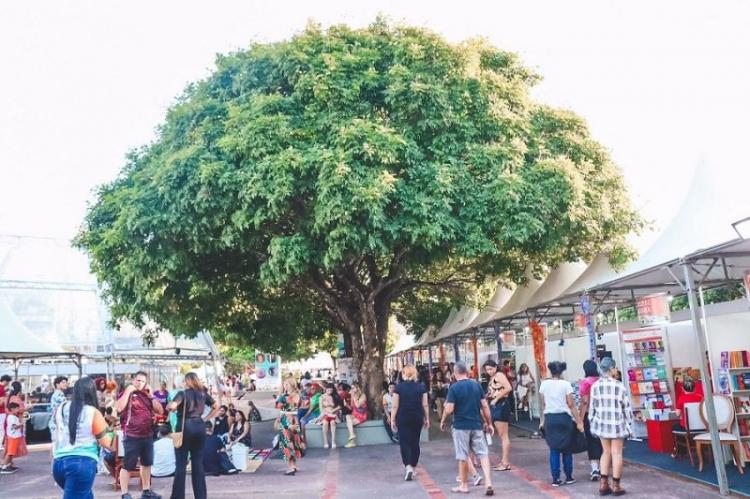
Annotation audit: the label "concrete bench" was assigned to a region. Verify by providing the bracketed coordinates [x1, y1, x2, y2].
[304, 418, 429, 448]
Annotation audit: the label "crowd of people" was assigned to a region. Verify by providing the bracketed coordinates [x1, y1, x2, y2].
[384, 356, 644, 495]
[0, 370, 258, 499]
[0, 355, 708, 497]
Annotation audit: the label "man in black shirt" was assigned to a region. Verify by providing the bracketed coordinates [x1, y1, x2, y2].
[213, 405, 230, 440]
[203, 422, 239, 476]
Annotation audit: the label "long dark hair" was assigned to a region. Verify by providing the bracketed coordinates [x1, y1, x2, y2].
[9, 381, 22, 397]
[68, 377, 98, 445]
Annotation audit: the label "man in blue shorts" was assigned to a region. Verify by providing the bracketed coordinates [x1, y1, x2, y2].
[440, 361, 495, 496]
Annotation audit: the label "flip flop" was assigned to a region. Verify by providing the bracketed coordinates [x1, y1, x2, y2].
[451, 486, 470, 494]
[493, 464, 511, 471]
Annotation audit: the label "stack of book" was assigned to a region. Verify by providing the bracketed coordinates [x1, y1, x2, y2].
[728, 351, 750, 368]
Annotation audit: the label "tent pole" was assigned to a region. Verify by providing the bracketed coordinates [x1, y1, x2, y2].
[453, 338, 460, 363]
[683, 263, 729, 496]
[698, 286, 717, 392]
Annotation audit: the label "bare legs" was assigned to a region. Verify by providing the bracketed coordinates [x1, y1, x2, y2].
[322, 420, 335, 449]
[600, 438, 624, 494]
[493, 421, 510, 468]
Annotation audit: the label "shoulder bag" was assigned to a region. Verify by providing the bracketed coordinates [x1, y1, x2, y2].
[171, 390, 189, 448]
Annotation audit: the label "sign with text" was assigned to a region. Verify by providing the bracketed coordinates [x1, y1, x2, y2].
[501, 330, 516, 348]
[637, 294, 671, 326]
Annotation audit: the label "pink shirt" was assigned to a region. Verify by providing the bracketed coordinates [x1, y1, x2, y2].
[579, 376, 599, 398]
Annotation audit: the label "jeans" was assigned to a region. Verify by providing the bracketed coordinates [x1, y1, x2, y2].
[397, 416, 423, 467]
[52, 455, 97, 499]
[171, 418, 207, 499]
[549, 450, 573, 481]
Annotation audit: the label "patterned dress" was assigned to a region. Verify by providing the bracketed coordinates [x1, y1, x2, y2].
[276, 395, 303, 465]
[589, 376, 633, 439]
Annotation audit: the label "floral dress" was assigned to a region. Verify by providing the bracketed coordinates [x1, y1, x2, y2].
[276, 395, 303, 465]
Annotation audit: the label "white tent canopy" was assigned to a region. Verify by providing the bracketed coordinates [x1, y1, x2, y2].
[0, 299, 66, 357]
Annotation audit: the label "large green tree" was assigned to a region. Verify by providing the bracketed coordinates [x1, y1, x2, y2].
[77, 20, 640, 414]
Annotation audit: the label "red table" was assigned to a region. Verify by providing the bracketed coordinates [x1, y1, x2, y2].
[646, 419, 678, 453]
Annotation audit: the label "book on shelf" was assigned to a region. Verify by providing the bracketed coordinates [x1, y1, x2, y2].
[727, 350, 750, 369]
[735, 396, 750, 415]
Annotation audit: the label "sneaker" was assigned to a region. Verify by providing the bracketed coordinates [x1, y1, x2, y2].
[473, 474, 483, 486]
[565, 477, 576, 485]
[591, 470, 601, 481]
[0, 466, 17, 474]
[141, 490, 162, 499]
[405, 467, 414, 481]
[121, 494, 133, 499]
[552, 479, 563, 487]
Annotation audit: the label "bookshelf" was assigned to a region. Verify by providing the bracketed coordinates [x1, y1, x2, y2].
[621, 327, 676, 438]
[723, 350, 750, 463]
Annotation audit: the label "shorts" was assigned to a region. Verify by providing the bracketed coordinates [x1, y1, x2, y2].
[451, 429, 488, 461]
[122, 435, 154, 471]
[490, 399, 510, 423]
[322, 415, 337, 423]
[5, 436, 28, 458]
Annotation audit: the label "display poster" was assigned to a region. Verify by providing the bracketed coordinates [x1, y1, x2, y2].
[744, 271, 750, 304]
[501, 330, 516, 348]
[336, 357, 358, 383]
[336, 333, 346, 358]
[637, 293, 671, 326]
[253, 351, 281, 390]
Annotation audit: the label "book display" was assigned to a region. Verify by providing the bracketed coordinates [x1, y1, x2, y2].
[620, 327, 677, 438]
[722, 350, 750, 462]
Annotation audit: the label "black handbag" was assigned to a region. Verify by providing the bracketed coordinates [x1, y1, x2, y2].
[569, 426, 588, 454]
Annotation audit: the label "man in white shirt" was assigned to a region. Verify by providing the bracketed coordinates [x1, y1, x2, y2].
[152, 425, 176, 478]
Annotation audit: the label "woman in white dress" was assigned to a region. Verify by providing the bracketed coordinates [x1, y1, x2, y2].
[515, 363, 535, 412]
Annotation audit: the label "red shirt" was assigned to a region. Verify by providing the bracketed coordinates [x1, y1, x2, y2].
[0, 384, 5, 414]
[677, 392, 703, 428]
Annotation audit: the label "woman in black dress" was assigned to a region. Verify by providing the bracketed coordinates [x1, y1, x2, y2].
[390, 364, 430, 481]
[167, 372, 220, 499]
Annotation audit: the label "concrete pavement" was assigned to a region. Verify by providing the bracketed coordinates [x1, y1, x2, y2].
[0, 392, 725, 498]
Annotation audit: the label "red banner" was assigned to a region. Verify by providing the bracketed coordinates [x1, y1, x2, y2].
[530, 321, 547, 378]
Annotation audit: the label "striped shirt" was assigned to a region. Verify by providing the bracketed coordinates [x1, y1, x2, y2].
[589, 377, 633, 439]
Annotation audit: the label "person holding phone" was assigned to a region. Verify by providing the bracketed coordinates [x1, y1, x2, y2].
[115, 371, 164, 499]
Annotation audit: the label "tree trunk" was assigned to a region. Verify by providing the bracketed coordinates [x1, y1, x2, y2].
[357, 300, 390, 417]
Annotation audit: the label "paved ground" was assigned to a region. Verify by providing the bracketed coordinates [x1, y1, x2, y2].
[0, 393, 725, 498]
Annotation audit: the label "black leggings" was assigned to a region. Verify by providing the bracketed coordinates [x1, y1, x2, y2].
[584, 413, 603, 461]
[397, 416, 423, 467]
[171, 418, 207, 499]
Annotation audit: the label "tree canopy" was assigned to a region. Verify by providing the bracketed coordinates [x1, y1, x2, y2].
[76, 19, 641, 411]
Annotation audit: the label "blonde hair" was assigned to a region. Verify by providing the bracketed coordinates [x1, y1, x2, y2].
[402, 364, 418, 381]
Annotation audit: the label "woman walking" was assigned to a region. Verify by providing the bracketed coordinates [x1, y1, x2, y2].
[539, 361, 584, 487]
[590, 357, 632, 496]
[390, 364, 429, 481]
[168, 372, 220, 499]
[483, 360, 513, 471]
[50, 377, 115, 499]
[578, 360, 603, 481]
[431, 370, 448, 418]
[275, 380, 303, 475]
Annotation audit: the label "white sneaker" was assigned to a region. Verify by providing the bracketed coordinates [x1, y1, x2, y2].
[405, 466, 414, 481]
[473, 474, 483, 486]
[331, 443, 336, 449]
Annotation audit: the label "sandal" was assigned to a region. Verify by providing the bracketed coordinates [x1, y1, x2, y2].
[493, 464, 511, 471]
[450, 486, 470, 494]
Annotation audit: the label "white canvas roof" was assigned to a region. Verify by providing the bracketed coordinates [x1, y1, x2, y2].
[0, 299, 65, 356]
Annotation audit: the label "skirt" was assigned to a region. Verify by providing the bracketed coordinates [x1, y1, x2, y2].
[5, 437, 28, 458]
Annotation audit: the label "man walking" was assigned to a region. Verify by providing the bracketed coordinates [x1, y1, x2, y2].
[115, 371, 164, 499]
[440, 361, 495, 496]
[50, 376, 68, 413]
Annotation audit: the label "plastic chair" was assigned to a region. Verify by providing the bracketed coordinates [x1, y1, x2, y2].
[671, 402, 705, 464]
[694, 395, 744, 474]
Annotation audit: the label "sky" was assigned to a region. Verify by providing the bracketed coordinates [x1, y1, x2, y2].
[1, 0, 749, 251]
